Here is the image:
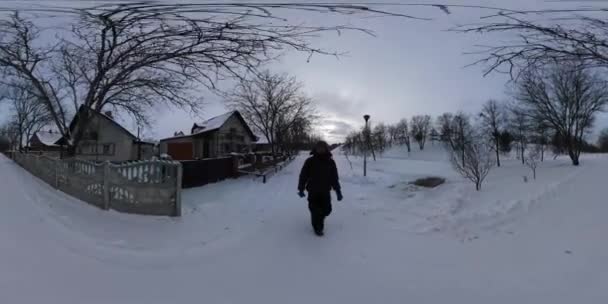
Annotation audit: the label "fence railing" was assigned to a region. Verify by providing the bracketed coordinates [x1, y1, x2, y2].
[11, 153, 183, 216]
[238, 154, 296, 183]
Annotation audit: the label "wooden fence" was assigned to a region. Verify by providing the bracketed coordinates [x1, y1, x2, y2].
[11, 153, 183, 216]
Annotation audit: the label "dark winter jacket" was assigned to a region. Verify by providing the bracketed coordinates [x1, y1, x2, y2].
[298, 151, 341, 194]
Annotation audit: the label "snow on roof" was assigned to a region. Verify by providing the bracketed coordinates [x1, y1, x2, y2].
[192, 111, 236, 134]
[35, 131, 63, 146]
[255, 136, 269, 145]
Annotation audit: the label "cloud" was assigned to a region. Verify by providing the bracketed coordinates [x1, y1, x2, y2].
[310, 91, 369, 142]
[313, 91, 368, 123]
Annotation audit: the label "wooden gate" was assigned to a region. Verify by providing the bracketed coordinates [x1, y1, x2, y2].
[167, 142, 193, 160]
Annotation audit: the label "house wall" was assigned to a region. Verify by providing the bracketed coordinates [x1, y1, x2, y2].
[161, 113, 255, 160]
[76, 114, 135, 162]
[130, 144, 156, 160]
[215, 115, 254, 155]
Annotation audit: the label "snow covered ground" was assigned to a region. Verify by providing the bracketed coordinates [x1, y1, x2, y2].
[1, 146, 607, 304]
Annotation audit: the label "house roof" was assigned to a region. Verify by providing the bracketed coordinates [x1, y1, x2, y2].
[34, 131, 63, 147]
[56, 106, 138, 145]
[191, 111, 257, 140]
[133, 140, 156, 146]
[255, 135, 269, 145]
[159, 133, 195, 142]
[192, 111, 235, 134]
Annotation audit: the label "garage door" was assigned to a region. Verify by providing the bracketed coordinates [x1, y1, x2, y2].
[167, 142, 194, 160]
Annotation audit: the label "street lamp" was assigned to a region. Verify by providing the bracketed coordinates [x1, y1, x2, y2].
[363, 114, 370, 177]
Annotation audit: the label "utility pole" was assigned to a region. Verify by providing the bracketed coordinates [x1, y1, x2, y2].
[363, 114, 370, 177]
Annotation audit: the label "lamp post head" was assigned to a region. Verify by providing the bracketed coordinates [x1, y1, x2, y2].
[363, 114, 370, 122]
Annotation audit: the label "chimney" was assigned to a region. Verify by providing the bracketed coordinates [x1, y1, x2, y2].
[105, 111, 113, 119]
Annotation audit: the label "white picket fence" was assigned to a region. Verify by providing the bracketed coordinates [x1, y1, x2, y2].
[12, 153, 183, 216]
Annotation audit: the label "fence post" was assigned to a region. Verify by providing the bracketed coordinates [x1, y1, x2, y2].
[103, 161, 110, 210]
[174, 163, 183, 217]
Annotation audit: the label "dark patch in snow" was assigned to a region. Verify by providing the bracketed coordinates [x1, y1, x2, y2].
[565, 250, 573, 254]
[410, 177, 446, 188]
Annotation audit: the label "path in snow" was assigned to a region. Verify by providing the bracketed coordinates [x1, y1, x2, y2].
[0, 152, 607, 303]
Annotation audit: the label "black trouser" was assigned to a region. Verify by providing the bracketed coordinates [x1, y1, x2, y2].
[308, 192, 332, 232]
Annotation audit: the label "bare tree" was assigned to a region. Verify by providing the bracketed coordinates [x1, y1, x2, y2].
[372, 123, 388, 154]
[448, 133, 493, 191]
[525, 147, 541, 180]
[508, 105, 529, 165]
[479, 99, 504, 167]
[437, 113, 455, 145]
[457, 10, 608, 78]
[228, 70, 315, 155]
[395, 118, 411, 153]
[1, 82, 51, 150]
[0, 122, 18, 151]
[276, 116, 322, 155]
[1, 3, 422, 156]
[531, 121, 550, 162]
[515, 64, 608, 166]
[411, 115, 431, 150]
[387, 125, 398, 147]
[429, 128, 440, 145]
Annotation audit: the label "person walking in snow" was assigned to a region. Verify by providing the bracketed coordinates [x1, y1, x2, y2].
[298, 141, 343, 236]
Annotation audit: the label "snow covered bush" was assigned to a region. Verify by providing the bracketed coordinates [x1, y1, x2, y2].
[448, 136, 493, 191]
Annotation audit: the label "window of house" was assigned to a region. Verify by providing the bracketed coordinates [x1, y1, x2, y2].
[102, 144, 114, 155]
[224, 143, 231, 153]
[84, 143, 96, 154]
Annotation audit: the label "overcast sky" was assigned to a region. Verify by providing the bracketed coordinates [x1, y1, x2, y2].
[2, 0, 608, 143]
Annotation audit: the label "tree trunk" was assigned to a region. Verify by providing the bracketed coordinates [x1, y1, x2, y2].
[495, 141, 501, 167]
[462, 148, 465, 165]
[18, 133, 23, 151]
[567, 136, 580, 166]
[475, 181, 480, 191]
[520, 144, 525, 165]
[541, 144, 544, 162]
[569, 149, 580, 166]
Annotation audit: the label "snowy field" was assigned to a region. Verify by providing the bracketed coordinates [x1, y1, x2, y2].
[1, 146, 608, 304]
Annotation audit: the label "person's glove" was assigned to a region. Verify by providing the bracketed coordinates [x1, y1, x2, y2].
[298, 191, 306, 198]
[336, 191, 343, 202]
